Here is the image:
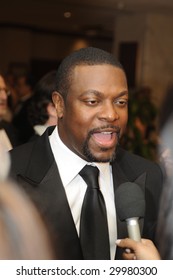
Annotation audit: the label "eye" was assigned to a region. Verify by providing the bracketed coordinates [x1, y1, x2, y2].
[115, 99, 128, 107]
[84, 99, 100, 106]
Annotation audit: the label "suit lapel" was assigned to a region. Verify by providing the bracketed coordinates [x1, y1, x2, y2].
[24, 126, 55, 183]
[17, 127, 83, 259]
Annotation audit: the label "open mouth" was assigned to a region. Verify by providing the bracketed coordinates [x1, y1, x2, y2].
[92, 131, 118, 148]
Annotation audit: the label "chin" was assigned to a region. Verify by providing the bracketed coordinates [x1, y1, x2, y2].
[98, 153, 116, 163]
[83, 148, 116, 163]
[83, 138, 117, 163]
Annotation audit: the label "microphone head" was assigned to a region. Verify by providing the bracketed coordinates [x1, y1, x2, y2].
[115, 182, 145, 221]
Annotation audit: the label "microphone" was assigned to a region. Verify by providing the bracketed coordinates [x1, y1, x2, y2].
[115, 182, 145, 241]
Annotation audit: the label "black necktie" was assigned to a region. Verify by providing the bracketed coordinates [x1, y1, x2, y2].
[79, 165, 110, 259]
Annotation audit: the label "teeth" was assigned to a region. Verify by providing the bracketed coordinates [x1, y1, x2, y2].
[101, 132, 112, 134]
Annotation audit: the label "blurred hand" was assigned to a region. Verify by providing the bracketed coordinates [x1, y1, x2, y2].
[116, 238, 161, 260]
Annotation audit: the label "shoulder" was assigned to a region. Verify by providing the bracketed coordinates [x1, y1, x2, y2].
[9, 126, 55, 158]
[0, 120, 16, 131]
[9, 141, 35, 174]
[114, 147, 164, 211]
[116, 147, 162, 172]
[9, 126, 55, 176]
[10, 140, 34, 158]
[114, 147, 164, 187]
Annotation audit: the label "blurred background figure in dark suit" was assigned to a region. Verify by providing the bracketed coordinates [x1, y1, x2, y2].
[27, 70, 57, 140]
[12, 73, 35, 144]
[4, 70, 19, 116]
[0, 73, 20, 150]
[158, 85, 173, 178]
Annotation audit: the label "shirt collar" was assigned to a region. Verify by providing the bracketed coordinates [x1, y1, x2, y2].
[34, 124, 48, 136]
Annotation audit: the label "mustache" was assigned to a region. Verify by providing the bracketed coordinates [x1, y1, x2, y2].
[88, 125, 121, 136]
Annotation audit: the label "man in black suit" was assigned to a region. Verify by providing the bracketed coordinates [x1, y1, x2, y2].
[0, 73, 20, 150]
[12, 73, 35, 143]
[9, 47, 163, 260]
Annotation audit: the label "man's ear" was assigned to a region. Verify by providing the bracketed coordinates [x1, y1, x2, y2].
[52, 91, 64, 118]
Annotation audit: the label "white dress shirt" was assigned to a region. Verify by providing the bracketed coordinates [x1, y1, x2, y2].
[49, 126, 117, 259]
[0, 129, 12, 151]
[34, 124, 48, 136]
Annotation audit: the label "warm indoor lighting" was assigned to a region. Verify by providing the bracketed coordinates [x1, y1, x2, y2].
[71, 40, 89, 51]
[64, 12, 71, 18]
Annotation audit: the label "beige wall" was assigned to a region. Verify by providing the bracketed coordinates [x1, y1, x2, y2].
[113, 12, 173, 107]
[142, 14, 173, 106]
[0, 28, 32, 72]
[0, 26, 112, 76]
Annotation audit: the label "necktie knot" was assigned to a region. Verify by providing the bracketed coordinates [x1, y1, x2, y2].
[79, 165, 99, 189]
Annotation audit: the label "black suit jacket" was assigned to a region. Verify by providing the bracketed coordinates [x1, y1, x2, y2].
[0, 120, 21, 147]
[12, 97, 35, 144]
[9, 126, 163, 259]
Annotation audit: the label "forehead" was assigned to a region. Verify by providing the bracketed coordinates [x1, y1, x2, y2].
[71, 64, 127, 90]
[70, 64, 128, 95]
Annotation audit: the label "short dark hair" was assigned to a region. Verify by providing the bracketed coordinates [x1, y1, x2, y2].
[55, 47, 124, 99]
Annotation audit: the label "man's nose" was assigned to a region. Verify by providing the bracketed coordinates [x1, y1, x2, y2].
[98, 102, 120, 122]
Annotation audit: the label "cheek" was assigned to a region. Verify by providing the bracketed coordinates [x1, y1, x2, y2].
[64, 108, 90, 139]
[67, 103, 92, 127]
[119, 111, 128, 132]
[72, 115, 91, 139]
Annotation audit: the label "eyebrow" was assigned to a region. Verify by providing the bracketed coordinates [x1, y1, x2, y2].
[80, 89, 128, 98]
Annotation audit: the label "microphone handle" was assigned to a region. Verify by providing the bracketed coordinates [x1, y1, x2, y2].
[126, 217, 141, 242]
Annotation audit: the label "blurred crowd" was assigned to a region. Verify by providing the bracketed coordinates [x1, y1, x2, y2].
[0, 69, 58, 259]
[0, 70, 57, 150]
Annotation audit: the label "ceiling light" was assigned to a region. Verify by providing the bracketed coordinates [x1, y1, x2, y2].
[64, 12, 71, 18]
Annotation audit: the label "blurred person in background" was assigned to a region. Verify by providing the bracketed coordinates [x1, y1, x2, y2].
[158, 85, 173, 178]
[116, 87, 173, 260]
[12, 73, 35, 144]
[156, 90, 173, 259]
[27, 70, 57, 140]
[0, 73, 20, 150]
[116, 115, 173, 260]
[4, 70, 19, 116]
[0, 181, 55, 260]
